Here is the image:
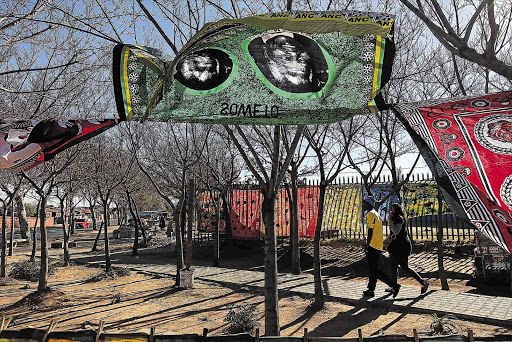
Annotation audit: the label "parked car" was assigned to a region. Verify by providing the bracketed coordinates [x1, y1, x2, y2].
[112, 224, 143, 239]
[74, 218, 90, 229]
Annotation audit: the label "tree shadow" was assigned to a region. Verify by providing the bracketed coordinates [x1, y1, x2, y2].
[308, 306, 382, 337]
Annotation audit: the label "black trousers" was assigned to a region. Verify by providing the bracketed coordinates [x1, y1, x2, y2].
[366, 246, 395, 291]
[389, 253, 424, 285]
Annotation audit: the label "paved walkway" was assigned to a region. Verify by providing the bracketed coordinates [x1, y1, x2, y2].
[71, 248, 512, 328]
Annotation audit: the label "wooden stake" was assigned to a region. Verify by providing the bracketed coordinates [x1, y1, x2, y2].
[358, 328, 363, 342]
[467, 328, 474, 342]
[254, 328, 260, 342]
[42, 320, 57, 342]
[303, 328, 308, 342]
[413, 329, 419, 342]
[149, 327, 155, 342]
[1, 316, 12, 332]
[95, 320, 105, 342]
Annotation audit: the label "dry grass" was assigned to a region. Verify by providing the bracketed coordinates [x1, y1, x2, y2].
[0, 265, 510, 339]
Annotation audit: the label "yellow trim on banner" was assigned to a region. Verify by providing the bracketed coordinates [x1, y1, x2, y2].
[122, 48, 133, 120]
[249, 13, 393, 29]
[372, 36, 383, 98]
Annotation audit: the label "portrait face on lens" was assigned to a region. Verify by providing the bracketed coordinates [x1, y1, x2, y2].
[174, 48, 235, 93]
[245, 31, 331, 96]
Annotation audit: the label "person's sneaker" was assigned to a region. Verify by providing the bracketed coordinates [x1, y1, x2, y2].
[363, 289, 375, 297]
[384, 286, 393, 293]
[421, 280, 429, 294]
[392, 284, 401, 298]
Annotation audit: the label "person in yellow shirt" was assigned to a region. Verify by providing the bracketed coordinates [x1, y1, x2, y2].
[362, 196, 400, 298]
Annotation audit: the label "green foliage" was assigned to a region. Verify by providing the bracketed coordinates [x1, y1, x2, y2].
[9, 260, 57, 280]
[424, 313, 463, 335]
[25, 203, 38, 217]
[224, 304, 259, 334]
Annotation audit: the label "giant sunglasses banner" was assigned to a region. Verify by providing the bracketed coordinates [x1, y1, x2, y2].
[113, 10, 395, 124]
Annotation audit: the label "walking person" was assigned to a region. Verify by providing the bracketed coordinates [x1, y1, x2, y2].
[362, 196, 400, 298]
[384, 203, 429, 295]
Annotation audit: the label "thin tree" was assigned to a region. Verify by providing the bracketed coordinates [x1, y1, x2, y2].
[192, 126, 242, 265]
[22, 153, 79, 293]
[89, 132, 133, 273]
[0, 172, 23, 278]
[224, 124, 304, 336]
[281, 126, 314, 275]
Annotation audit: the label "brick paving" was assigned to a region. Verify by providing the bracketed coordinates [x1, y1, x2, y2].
[72, 248, 512, 328]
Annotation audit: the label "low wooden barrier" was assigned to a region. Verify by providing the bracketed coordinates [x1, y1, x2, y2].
[2, 317, 510, 342]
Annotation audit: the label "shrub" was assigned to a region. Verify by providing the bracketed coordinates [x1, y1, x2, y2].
[425, 314, 463, 335]
[9, 260, 57, 281]
[110, 292, 122, 304]
[224, 304, 258, 334]
[88, 267, 131, 282]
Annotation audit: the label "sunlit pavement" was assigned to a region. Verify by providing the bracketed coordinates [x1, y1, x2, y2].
[8, 228, 512, 328]
[69, 245, 512, 328]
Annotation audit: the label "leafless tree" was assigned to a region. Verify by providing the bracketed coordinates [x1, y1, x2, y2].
[0, 171, 23, 277]
[303, 119, 364, 309]
[281, 126, 314, 276]
[224, 124, 304, 335]
[191, 125, 243, 266]
[127, 121, 208, 286]
[22, 152, 79, 293]
[399, 0, 512, 82]
[87, 129, 133, 272]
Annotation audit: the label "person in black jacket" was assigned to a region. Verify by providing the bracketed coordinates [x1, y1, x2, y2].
[384, 203, 429, 295]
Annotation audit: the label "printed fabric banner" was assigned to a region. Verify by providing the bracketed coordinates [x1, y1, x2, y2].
[394, 92, 512, 253]
[275, 188, 291, 237]
[0, 119, 118, 173]
[113, 10, 395, 124]
[297, 186, 319, 238]
[322, 184, 362, 234]
[402, 181, 450, 218]
[230, 189, 262, 239]
[199, 191, 226, 233]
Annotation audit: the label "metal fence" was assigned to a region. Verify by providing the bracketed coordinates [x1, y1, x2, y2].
[194, 174, 475, 243]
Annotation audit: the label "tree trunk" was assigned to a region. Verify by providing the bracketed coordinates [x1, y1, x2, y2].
[312, 181, 326, 309]
[38, 196, 49, 293]
[1, 207, 7, 278]
[31, 201, 40, 262]
[289, 166, 300, 275]
[221, 191, 233, 244]
[103, 201, 112, 272]
[213, 199, 220, 267]
[16, 194, 30, 242]
[174, 198, 184, 287]
[436, 186, 449, 290]
[60, 200, 70, 266]
[8, 202, 14, 256]
[91, 222, 103, 252]
[69, 210, 75, 235]
[128, 192, 139, 256]
[186, 178, 194, 270]
[262, 193, 280, 336]
[131, 197, 148, 247]
[89, 204, 97, 230]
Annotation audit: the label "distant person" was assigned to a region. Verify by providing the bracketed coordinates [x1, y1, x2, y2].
[384, 203, 429, 295]
[247, 31, 329, 93]
[362, 196, 400, 298]
[174, 48, 233, 91]
[159, 215, 166, 230]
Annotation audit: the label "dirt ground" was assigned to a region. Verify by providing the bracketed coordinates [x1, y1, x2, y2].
[1, 230, 511, 339]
